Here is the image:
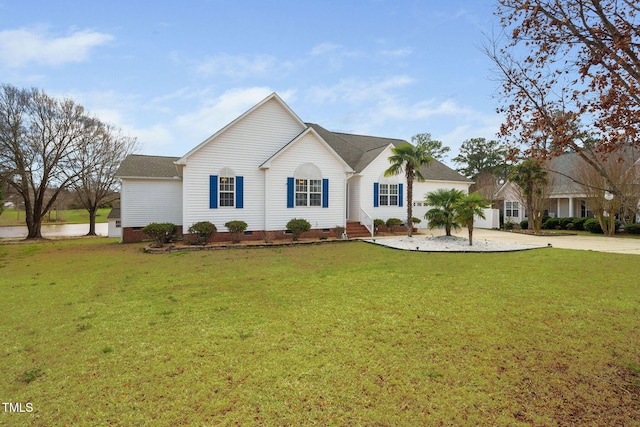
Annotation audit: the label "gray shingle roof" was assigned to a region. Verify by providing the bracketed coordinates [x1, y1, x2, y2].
[307, 123, 470, 182]
[116, 127, 470, 183]
[417, 159, 472, 182]
[107, 208, 120, 219]
[546, 153, 584, 194]
[115, 154, 181, 178]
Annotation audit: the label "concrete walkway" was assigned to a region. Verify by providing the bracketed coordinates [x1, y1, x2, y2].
[445, 228, 640, 255]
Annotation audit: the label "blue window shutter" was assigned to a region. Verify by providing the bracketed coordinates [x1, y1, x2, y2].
[235, 176, 244, 208]
[322, 178, 329, 208]
[209, 175, 218, 209]
[373, 182, 379, 207]
[287, 177, 294, 208]
[398, 183, 404, 207]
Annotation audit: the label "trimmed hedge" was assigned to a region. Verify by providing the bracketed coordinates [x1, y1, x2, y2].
[543, 217, 560, 230]
[142, 222, 178, 247]
[286, 218, 311, 241]
[187, 221, 217, 245]
[627, 224, 640, 234]
[572, 217, 588, 231]
[584, 218, 603, 234]
[385, 218, 403, 227]
[225, 220, 248, 243]
[584, 217, 620, 234]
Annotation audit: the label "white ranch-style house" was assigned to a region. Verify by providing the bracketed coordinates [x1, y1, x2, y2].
[115, 93, 471, 243]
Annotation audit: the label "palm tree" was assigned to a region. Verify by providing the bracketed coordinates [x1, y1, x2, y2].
[455, 193, 489, 246]
[424, 188, 466, 236]
[384, 142, 434, 237]
[510, 158, 548, 232]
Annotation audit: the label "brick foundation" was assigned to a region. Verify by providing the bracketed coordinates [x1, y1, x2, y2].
[122, 226, 344, 244]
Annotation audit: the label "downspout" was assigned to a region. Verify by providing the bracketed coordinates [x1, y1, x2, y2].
[264, 168, 269, 234]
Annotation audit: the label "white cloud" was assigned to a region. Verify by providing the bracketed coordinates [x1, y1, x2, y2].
[380, 47, 413, 57]
[310, 43, 343, 56]
[128, 124, 176, 155]
[307, 75, 415, 105]
[0, 26, 113, 67]
[196, 53, 279, 79]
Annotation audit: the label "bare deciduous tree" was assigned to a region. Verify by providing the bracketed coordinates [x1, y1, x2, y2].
[574, 148, 640, 235]
[67, 122, 137, 235]
[0, 83, 136, 239]
[486, 0, 640, 207]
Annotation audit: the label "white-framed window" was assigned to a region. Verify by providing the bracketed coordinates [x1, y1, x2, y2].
[219, 176, 235, 207]
[295, 178, 322, 207]
[506, 201, 519, 217]
[115, 220, 121, 228]
[379, 184, 399, 206]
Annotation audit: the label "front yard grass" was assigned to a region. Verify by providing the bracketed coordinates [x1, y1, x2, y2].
[1, 239, 639, 425]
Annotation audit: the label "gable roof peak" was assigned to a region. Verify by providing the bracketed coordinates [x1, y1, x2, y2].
[176, 92, 305, 165]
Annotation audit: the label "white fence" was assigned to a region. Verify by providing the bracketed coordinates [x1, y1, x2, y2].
[475, 208, 500, 229]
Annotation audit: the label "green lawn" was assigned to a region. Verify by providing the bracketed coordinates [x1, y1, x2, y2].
[0, 208, 111, 226]
[1, 239, 639, 425]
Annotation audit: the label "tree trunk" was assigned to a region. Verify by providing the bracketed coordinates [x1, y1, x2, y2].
[26, 215, 44, 239]
[468, 224, 474, 246]
[406, 171, 413, 237]
[87, 208, 97, 236]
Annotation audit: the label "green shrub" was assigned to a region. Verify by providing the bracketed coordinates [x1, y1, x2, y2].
[626, 224, 640, 234]
[142, 222, 178, 247]
[584, 218, 603, 234]
[504, 220, 515, 231]
[373, 219, 385, 227]
[187, 221, 217, 245]
[225, 220, 248, 243]
[558, 217, 575, 230]
[386, 218, 403, 227]
[543, 217, 560, 230]
[386, 218, 403, 233]
[585, 217, 621, 234]
[572, 217, 588, 231]
[520, 220, 528, 230]
[286, 218, 311, 241]
[411, 217, 422, 224]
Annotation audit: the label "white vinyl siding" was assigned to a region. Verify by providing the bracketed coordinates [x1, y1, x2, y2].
[182, 98, 305, 231]
[358, 146, 406, 221]
[121, 178, 182, 227]
[267, 131, 347, 230]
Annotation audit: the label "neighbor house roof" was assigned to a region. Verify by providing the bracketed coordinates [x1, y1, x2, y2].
[547, 153, 584, 195]
[107, 208, 120, 219]
[115, 154, 181, 179]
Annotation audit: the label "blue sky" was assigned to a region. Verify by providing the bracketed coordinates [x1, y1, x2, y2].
[0, 0, 503, 166]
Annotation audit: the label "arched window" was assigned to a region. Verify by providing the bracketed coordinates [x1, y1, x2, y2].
[287, 163, 329, 208]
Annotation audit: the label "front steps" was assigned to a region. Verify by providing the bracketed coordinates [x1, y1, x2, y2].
[346, 221, 372, 238]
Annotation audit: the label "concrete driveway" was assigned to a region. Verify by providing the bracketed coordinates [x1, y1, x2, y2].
[450, 228, 640, 255]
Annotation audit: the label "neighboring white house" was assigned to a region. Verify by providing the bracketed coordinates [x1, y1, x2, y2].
[107, 208, 122, 238]
[494, 153, 607, 226]
[115, 93, 472, 242]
